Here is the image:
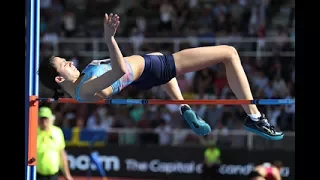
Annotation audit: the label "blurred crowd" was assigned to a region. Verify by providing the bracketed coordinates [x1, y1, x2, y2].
[38, 0, 295, 146]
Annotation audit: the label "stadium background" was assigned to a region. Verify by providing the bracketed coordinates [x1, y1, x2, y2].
[37, 0, 295, 179]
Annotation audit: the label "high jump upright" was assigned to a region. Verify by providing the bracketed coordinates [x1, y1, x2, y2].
[25, 0, 40, 179]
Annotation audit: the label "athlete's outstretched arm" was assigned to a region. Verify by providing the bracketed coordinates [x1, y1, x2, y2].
[82, 13, 127, 94]
[104, 13, 126, 73]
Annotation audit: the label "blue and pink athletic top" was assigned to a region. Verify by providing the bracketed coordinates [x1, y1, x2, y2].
[75, 59, 134, 101]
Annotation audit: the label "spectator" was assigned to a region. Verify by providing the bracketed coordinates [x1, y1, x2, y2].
[158, 0, 176, 33]
[37, 106, 73, 180]
[61, 11, 76, 37]
[155, 119, 172, 145]
[248, 161, 284, 180]
[86, 106, 113, 131]
[272, 75, 289, 97]
[202, 143, 221, 180]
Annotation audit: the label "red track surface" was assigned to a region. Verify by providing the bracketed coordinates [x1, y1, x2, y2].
[59, 176, 155, 180]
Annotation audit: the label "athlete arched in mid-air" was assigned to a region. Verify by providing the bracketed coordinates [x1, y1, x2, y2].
[38, 13, 283, 139]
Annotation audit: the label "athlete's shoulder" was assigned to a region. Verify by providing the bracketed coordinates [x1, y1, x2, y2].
[89, 58, 111, 65]
[82, 59, 112, 73]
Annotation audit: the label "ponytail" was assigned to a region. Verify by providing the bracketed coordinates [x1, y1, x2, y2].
[52, 88, 64, 100]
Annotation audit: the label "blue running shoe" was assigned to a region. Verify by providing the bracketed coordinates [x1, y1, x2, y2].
[243, 114, 284, 140]
[180, 105, 211, 136]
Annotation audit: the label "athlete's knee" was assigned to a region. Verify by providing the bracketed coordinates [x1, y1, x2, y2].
[227, 45, 239, 56]
[220, 45, 240, 64]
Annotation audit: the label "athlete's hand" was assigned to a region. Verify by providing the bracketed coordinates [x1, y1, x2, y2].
[104, 13, 120, 39]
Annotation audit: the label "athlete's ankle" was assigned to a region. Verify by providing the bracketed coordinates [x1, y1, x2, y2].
[179, 104, 190, 115]
[247, 112, 261, 121]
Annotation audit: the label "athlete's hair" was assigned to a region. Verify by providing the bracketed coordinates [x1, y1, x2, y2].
[272, 160, 283, 170]
[247, 170, 263, 179]
[38, 56, 64, 100]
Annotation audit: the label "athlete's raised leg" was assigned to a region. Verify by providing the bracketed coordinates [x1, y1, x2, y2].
[172, 46, 283, 140]
[147, 52, 211, 135]
[173, 46, 258, 114]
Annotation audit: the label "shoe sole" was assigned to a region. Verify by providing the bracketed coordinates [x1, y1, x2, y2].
[243, 126, 284, 140]
[183, 110, 211, 136]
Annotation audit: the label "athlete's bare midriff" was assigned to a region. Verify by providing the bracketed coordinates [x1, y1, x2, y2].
[93, 55, 145, 99]
[124, 55, 145, 81]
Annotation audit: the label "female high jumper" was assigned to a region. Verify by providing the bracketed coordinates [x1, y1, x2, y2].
[38, 13, 283, 140]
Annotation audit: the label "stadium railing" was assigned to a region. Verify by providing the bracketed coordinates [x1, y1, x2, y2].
[40, 37, 295, 60]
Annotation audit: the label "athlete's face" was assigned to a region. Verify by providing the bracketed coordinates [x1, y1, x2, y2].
[52, 56, 80, 83]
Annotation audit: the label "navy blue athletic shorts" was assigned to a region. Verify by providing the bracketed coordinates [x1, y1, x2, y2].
[130, 54, 177, 90]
